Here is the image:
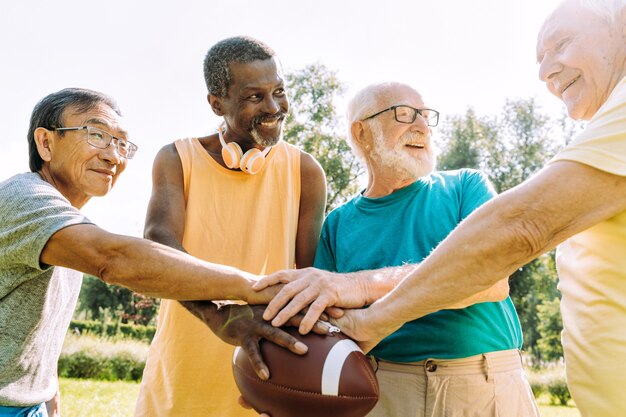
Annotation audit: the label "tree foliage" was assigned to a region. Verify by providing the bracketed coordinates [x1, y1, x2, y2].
[77, 276, 159, 326]
[283, 63, 365, 212]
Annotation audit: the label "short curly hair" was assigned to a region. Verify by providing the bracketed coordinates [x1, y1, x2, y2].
[203, 36, 276, 97]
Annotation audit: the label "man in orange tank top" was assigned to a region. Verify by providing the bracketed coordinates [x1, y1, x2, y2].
[134, 36, 327, 417]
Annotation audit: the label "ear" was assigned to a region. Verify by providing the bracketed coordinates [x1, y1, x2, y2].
[34, 127, 54, 162]
[208, 94, 224, 116]
[351, 121, 369, 146]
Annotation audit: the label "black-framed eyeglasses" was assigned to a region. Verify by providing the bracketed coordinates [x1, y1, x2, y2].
[54, 126, 138, 159]
[362, 105, 440, 127]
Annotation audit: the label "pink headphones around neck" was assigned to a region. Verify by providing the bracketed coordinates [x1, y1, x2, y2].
[217, 125, 271, 175]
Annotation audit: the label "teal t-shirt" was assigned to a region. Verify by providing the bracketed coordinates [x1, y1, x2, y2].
[314, 169, 523, 362]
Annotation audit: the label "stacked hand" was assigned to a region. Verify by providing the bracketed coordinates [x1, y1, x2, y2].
[253, 267, 368, 333]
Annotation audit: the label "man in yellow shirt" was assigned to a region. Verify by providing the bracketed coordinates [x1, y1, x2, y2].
[134, 36, 326, 416]
[258, 1, 626, 416]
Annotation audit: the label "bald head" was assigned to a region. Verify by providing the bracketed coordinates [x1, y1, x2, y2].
[346, 83, 425, 156]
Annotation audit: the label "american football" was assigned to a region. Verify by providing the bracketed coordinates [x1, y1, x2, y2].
[232, 327, 379, 417]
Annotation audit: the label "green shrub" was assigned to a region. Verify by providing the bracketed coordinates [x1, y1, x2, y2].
[529, 379, 544, 398]
[59, 351, 114, 380]
[525, 362, 572, 406]
[70, 320, 156, 342]
[546, 376, 571, 405]
[59, 333, 149, 381]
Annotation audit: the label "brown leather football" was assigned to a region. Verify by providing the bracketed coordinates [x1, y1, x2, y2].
[232, 327, 379, 417]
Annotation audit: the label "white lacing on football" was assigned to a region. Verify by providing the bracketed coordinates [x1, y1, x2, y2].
[321, 339, 362, 396]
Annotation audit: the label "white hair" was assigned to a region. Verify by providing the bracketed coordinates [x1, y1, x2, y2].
[577, 0, 626, 22]
[345, 82, 418, 160]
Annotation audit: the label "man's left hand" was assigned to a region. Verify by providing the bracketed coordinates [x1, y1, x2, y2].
[180, 301, 331, 380]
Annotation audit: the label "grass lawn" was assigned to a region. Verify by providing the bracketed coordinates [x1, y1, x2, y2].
[537, 395, 580, 417]
[60, 378, 580, 417]
[59, 378, 140, 417]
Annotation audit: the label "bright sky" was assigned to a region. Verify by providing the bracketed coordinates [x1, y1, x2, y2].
[1, 0, 564, 236]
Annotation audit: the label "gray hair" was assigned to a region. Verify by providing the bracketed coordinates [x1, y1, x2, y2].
[203, 36, 277, 97]
[578, 0, 626, 22]
[345, 82, 417, 159]
[27, 88, 122, 172]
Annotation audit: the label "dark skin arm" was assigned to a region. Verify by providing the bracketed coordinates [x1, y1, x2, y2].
[294, 151, 327, 268]
[144, 142, 327, 381]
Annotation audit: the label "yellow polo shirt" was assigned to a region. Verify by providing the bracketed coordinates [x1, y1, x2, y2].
[550, 76, 626, 417]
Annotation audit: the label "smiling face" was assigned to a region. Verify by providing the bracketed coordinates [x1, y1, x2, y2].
[36, 103, 128, 207]
[210, 57, 289, 149]
[363, 85, 436, 182]
[536, 0, 626, 120]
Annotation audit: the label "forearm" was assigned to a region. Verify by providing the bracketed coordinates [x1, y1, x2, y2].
[101, 236, 259, 301]
[448, 277, 510, 309]
[179, 300, 222, 329]
[348, 263, 419, 304]
[352, 259, 508, 310]
[43, 225, 261, 302]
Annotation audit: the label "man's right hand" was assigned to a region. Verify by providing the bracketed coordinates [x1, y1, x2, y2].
[252, 267, 369, 334]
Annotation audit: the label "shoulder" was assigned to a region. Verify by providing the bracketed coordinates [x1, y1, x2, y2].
[1, 173, 68, 208]
[324, 196, 358, 223]
[0, 173, 89, 247]
[155, 141, 182, 162]
[432, 169, 495, 198]
[299, 150, 323, 173]
[430, 168, 490, 188]
[299, 149, 326, 185]
[152, 141, 186, 174]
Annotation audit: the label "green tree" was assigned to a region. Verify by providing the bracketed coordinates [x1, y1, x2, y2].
[77, 276, 159, 325]
[284, 63, 365, 212]
[537, 297, 564, 361]
[438, 108, 490, 171]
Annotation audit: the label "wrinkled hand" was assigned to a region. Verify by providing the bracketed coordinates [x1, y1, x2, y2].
[253, 267, 366, 334]
[330, 308, 390, 354]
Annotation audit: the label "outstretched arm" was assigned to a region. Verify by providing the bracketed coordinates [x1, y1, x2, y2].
[40, 143, 265, 302]
[255, 264, 509, 333]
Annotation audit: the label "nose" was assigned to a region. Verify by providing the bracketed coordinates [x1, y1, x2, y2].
[263, 95, 281, 115]
[538, 53, 561, 83]
[411, 113, 430, 134]
[101, 139, 122, 164]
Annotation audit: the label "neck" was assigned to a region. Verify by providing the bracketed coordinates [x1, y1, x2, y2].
[363, 174, 418, 198]
[37, 167, 90, 209]
[222, 127, 267, 153]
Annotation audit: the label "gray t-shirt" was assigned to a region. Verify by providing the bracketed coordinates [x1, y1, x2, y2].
[0, 172, 91, 406]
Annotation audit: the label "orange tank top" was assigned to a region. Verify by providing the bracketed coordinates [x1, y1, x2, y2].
[135, 138, 301, 417]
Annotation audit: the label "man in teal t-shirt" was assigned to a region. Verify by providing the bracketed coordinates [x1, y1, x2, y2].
[313, 83, 539, 416]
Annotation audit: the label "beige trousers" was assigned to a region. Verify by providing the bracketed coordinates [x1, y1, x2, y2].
[368, 349, 540, 417]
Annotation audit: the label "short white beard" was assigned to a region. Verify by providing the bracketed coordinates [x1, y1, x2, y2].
[250, 122, 284, 147]
[368, 120, 435, 181]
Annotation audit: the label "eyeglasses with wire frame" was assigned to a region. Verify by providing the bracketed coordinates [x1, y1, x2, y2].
[53, 126, 138, 159]
[362, 105, 440, 127]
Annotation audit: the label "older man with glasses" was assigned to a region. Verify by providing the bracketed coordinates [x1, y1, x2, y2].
[0, 88, 310, 417]
[256, 82, 539, 417]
